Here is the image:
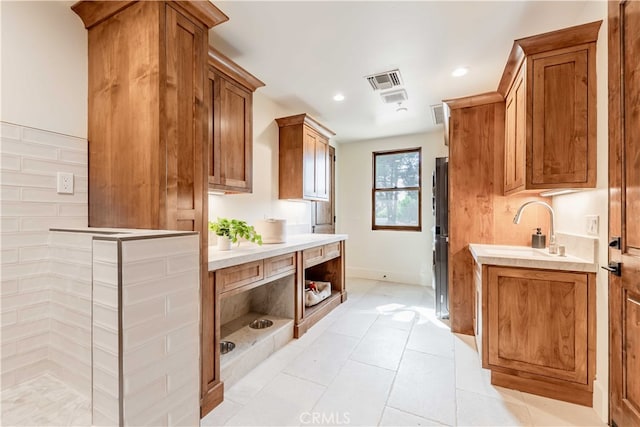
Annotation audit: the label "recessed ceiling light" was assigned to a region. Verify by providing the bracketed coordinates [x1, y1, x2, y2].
[333, 93, 345, 102]
[452, 67, 469, 77]
[396, 102, 408, 114]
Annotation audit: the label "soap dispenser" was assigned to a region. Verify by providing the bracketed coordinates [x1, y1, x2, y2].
[532, 228, 546, 249]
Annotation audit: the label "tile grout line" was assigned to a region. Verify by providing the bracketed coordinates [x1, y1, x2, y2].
[377, 286, 428, 426]
[304, 283, 382, 422]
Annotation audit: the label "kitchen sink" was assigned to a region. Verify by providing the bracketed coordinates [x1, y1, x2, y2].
[483, 246, 552, 258]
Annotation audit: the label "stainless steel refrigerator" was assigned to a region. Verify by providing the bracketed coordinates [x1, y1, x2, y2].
[433, 157, 449, 319]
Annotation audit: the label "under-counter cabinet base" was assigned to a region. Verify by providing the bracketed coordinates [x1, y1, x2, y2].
[203, 236, 347, 417]
[296, 241, 346, 337]
[478, 264, 596, 407]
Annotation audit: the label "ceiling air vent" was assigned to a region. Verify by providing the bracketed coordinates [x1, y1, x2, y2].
[431, 104, 445, 125]
[366, 69, 403, 91]
[380, 89, 408, 104]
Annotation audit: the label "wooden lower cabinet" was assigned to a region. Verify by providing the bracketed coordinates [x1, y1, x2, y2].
[481, 265, 595, 406]
[201, 272, 222, 417]
[295, 241, 347, 338]
[202, 240, 347, 417]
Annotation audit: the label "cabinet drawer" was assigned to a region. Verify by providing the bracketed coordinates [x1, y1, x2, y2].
[265, 253, 296, 278]
[324, 242, 340, 260]
[304, 242, 341, 268]
[216, 260, 264, 294]
[303, 246, 325, 268]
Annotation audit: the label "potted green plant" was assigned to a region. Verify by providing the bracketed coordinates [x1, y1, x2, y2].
[208, 218, 262, 251]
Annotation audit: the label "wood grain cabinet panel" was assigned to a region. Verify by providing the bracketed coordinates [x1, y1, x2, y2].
[483, 265, 595, 406]
[265, 253, 296, 278]
[303, 245, 325, 268]
[324, 242, 341, 260]
[504, 65, 526, 194]
[608, 1, 640, 424]
[530, 48, 591, 187]
[500, 21, 601, 194]
[303, 242, 341, 269]
[276, 114, 335, 201]
[312, 145, 336, 234]
[207, 48, 264, 194]
[216, 261, 264, 294]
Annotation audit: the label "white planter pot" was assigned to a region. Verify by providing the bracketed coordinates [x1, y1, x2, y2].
[217, 236, 232, 251]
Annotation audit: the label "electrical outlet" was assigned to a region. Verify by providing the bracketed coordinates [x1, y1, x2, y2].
[586, 215, 599, 236]
[57, 172, 74, 194]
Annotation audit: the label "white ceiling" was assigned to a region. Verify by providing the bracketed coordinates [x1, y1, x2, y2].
[209, 1, 596, 143]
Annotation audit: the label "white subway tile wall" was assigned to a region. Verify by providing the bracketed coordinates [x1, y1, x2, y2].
[121, 235, 200, 427]
[91, 239, 120, 427]
[49, 231, 93, 399]
[0, 122, 87, 390]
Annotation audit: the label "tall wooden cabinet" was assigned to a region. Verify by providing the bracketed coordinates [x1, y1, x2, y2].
[71, 0, 229, 416]
[499, 21, 601, 194]
[276, 114, 335, 201]
[207, 47, 264, 193]
[444, 93, 552, 335]
[72, 1, 225, 233]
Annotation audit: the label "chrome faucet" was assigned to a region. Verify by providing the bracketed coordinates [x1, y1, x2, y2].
[513, 201, 557, 254]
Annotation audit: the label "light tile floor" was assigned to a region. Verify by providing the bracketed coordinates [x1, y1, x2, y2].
[1, 374, 91, 426]
[202, 278, 606, 427]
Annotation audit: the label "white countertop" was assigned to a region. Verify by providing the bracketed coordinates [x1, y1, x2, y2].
[50, 227, 197, 240]
[208, 233, 348, 271]
[469, 244, 598, 273]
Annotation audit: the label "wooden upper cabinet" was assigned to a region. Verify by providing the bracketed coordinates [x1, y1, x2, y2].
[207, 47, 264, 193]
[71, 0, 227, 233]
[313, 145, 336, 234]
[276, 114, 335, 201]
[504, 65, 526, 194]
[499, 21, 601, 194]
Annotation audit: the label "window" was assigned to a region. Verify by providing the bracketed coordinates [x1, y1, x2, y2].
[372, 148, 422, 231]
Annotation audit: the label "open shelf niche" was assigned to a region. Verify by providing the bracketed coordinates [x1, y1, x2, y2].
[219, 274, 295, 387]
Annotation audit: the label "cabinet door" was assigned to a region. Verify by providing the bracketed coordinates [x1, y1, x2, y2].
[504, 66, 525, 194]
[303, 128, 318, 198]
[313, 145, 335, 233]
[219, 77, 252, 191]
[208, 72, 252, 192]
[315, 136, 329, 200]
[530, 47, 594, 187]
[487, 266, 589, 384]
[164, 5, 206, 233]
[609, 1, 640, 425]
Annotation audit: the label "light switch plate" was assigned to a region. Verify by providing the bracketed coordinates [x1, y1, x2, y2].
[57, 172, 74, 194]
[586, 215, 599, 236]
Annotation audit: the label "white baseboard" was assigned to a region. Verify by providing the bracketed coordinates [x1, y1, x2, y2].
[346, 267, 427, 286]
[592, 379, 608, 423]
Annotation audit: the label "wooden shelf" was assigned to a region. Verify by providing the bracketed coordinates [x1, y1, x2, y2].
[304, 290, 341, 317]
[295, 290, 341, 338]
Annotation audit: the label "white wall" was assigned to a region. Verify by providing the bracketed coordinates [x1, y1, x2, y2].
[336, 131, 448, 286]
[0, 1, 87, 138]
[0, 1, 89, 391]
[552, 2, 608, 421]
[208, 91, 315, 235]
